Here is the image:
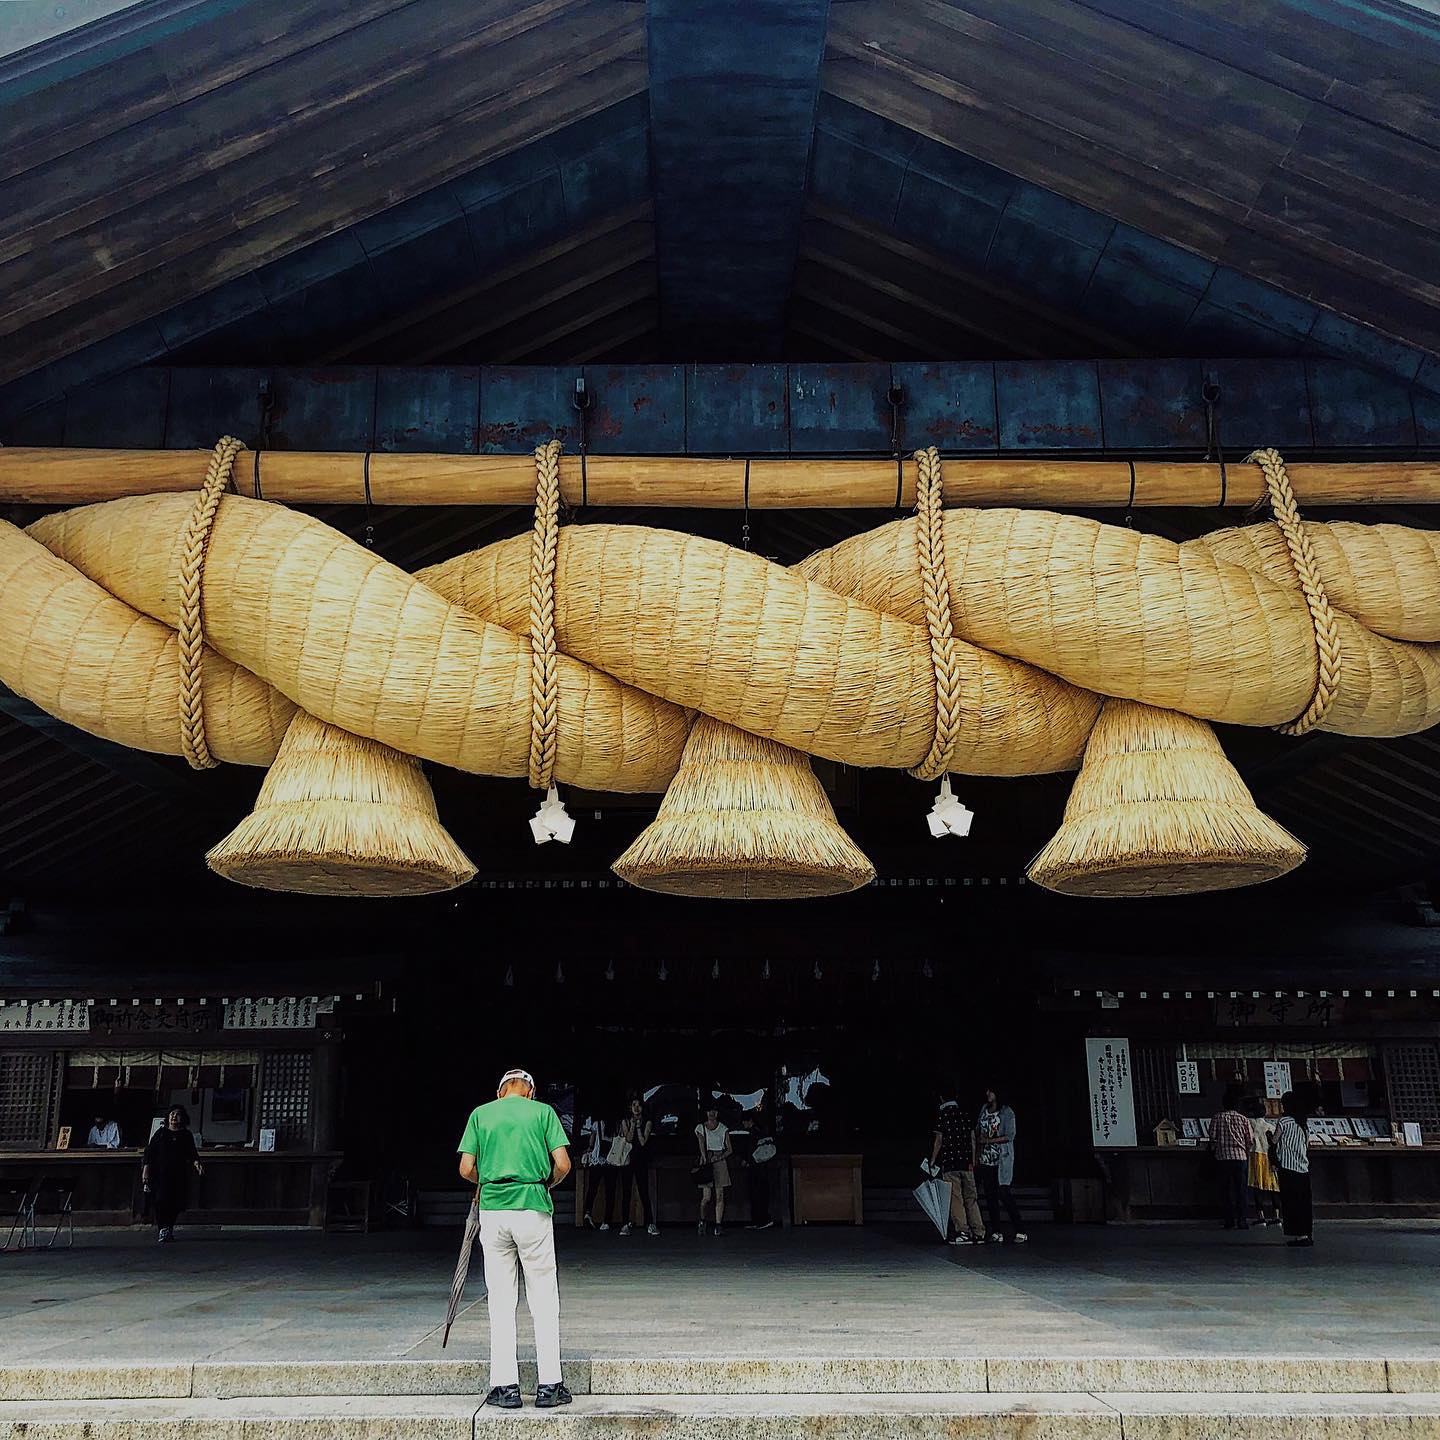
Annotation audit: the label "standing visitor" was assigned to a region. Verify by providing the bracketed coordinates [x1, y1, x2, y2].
[620, 1096, 658, 1236]
[142, 1106, 202, 1243]
[1247, 1096, 1281, 1227]
[1210, 1086, 1253, 1230]
[740, 1110, 777, 1231]
[694, 1104, 732, 1236]
[1273, 1091, 1314, 1248]
[457, 1068, 573, 1410]
[580, 1110, 622, 1231]
[930, 1084, 984, 1245]
[975, 1087, 1026, 1245]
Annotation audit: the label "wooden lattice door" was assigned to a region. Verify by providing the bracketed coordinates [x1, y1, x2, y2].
[0, 1051, 61, 1148]
[1384, 1042, 1440, 1138]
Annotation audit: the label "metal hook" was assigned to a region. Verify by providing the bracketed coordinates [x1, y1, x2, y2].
[888, 384, 906, 513]
[1125, 458, 1136, 528]
[573, 376, 592, 512]
[362, 452, 375, 550]
[1202, 379, 1227, 508]
[742, 459, 752, 551]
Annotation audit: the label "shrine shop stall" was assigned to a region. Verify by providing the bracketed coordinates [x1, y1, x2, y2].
[1068, 987, 1440, 1221]
[0, 990, 359, 1228]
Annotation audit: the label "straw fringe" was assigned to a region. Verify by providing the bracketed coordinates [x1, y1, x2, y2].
[207, 711, 474, 896]
[613, 716, 875, 899]
[1027, 700, 1305, 898]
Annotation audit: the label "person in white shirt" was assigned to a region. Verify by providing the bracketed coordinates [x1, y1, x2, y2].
[694, 1105, 733, 1236]
[87, 1116, 120, 1149]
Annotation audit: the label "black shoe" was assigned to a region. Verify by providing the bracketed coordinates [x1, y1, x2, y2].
[484, 1385, 522, 1409]
[534, 1383, 573, 1409]
[1286, 1236, 1314, 1248]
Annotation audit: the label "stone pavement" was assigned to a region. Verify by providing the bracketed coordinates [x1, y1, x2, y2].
[4, 1226, 1440, 1440]
[2, 1221, 1438, 1368]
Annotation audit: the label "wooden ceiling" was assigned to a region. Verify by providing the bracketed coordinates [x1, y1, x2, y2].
[822, 0, 1440, 355]
[0, 0, 646, 386]
[4, 0, 1440, 387]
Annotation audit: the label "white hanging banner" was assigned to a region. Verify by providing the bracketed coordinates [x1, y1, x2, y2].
[1086, 1037, 1137, 1147]
[0, 1000, 90, 1032]
[1176, 1059, 1200, 1095]
[223, 998, 317, 1030]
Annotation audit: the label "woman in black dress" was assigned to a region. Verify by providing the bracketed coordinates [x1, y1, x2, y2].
[142, 1105, 203, 1242]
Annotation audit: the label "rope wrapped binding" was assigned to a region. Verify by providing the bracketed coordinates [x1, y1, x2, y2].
[907, 446, 961, 781]
[177, 435, 243, 769]
[528, 439, 563, 791]
[1247, 447, 1342, 737]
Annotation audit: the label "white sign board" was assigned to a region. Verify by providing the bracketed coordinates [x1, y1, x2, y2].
[0, 1000, 90, 1032]
[258, 1128, 277, 1153]
[224, 998, 317, 1030]
[1086, 1037, 1137, 1147]
[1264, 1061, 1292, 1099]
[1176, 1060, 1200, 1094]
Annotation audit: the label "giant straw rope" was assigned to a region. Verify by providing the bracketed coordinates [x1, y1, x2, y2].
[3, 442, 1440, 810]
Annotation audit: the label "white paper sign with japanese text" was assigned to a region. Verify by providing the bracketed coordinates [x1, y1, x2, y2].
[1086, 1037, 1137, 1147]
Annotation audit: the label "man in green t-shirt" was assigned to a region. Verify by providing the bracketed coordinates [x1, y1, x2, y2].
[457, 1068, 572, 1410]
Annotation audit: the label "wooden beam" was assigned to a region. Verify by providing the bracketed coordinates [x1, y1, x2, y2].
[5, 447, 1440, 508]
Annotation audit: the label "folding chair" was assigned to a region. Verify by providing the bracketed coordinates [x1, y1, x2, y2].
[1, 1178, 36, 1252]
[27, 1177, 74, 1249]
[381, 1173, 415, 1229]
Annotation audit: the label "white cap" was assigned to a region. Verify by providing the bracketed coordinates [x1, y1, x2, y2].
[498, 1068, 536, 1095]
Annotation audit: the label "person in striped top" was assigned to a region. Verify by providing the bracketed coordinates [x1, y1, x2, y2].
[1273, 1091, 1313, 1248]
[1210, 1087, 1254, 1230]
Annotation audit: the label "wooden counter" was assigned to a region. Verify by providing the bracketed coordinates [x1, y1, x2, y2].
[1094, 1145, 1440, 1221]
[790, 1153, 863, 1225]
[0, 1150, 343, 1228]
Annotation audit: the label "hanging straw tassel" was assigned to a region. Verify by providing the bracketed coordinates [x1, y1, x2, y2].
[207, 710, 475, 896]
[612, 715, 875, 899]
[1027, 699, 1306, 898]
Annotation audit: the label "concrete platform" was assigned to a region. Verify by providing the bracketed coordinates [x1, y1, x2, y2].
[2, 1391, 1440, 1440]
[2, 1223, 1438, 1422]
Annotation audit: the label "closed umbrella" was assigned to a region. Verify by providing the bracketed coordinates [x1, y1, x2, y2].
[913, 1177, 950, 1240]
[441, 1195, 482, 1348]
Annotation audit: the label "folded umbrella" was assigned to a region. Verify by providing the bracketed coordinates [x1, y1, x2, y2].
[441, 1194, 481, 1349]
[913, 1177, 950, 1240]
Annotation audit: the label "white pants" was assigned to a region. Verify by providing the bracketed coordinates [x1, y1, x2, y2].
[479, 1209, 562, 1387]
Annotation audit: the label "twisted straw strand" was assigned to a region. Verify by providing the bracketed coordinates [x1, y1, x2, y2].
[1246, 447, 1342, 736]
[907, 446, 962, 780]
[528, 439, 563, 790]
[177, 436, 243, 769]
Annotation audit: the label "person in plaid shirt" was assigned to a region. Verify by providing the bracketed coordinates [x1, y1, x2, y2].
[1210, 1087, 1255, 1230]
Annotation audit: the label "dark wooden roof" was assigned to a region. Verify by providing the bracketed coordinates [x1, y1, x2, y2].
[5, 0, 1440, 403]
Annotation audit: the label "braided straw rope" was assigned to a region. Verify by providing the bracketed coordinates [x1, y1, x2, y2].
[528, 439, 563, 791]
[178, 436, 243, 769]
[13, 467, 1440, 792]
[907, 446, 961, 781]
[1247, 447, 1342, 736]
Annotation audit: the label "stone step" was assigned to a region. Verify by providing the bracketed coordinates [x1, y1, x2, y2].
[2, 1390, 1440, 1439]
[2, 1357, 1437, 1402]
